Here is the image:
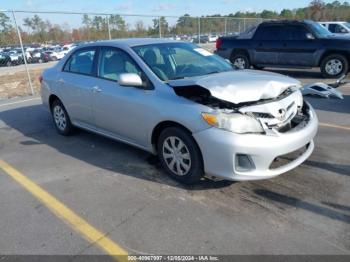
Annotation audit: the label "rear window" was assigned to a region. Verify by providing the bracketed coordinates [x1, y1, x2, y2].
[64, 48, 96, 75]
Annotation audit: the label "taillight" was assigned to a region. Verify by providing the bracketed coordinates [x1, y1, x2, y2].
[39, 75, 43, 84]
[216, 38, 222, 50]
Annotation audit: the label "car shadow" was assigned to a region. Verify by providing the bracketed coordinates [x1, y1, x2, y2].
[302, 159, 350, 177]
[0, 104, 234, 191]
[254, 189, 350, 224]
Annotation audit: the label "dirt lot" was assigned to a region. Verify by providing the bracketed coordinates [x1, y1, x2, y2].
[0, 68, 42, 99]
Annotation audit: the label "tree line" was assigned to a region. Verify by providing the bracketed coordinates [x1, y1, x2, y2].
[1, 0, 350, 46]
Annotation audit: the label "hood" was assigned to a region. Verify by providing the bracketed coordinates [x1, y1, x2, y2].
[168, 70, 301, 104]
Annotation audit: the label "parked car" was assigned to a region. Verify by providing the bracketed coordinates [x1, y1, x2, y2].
[41, 39, 318, 184]
[0, 52, 12, 67]
[320, 21, 350, 36]
[208, 34, 219, 42]
[215, 20, 350, 78]
[31, 51, 50, 63]
[0, 50, 23, 66]
[193, 35, 209, 43]
[44, 51, 59, 61]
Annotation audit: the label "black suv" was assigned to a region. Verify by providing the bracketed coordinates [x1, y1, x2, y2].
[215, 20, 350, 78]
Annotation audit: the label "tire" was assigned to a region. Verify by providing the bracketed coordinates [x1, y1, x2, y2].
[320, 54, 348, 78]
[51, 100, 74, 136]
[231, 53, 250, 69]
[6, 60, 12, 67]
[157, 127, 204, 185]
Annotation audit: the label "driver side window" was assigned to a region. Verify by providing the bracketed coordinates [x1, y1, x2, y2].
[98, 48, 142, 82]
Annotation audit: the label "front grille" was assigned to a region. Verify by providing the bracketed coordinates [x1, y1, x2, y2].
[269, 143, 310, 169]
[252, 112, 274, 119]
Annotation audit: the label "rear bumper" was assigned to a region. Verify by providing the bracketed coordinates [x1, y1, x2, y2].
[214, 49, 231, 60]
[193, 102, 318, 181]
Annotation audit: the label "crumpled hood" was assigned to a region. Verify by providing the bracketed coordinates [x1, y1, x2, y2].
[168, 70, 301, 104]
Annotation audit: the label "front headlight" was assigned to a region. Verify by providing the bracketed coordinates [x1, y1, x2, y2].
[202, 112, 264, 134]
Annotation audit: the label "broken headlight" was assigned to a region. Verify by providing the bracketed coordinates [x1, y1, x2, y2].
[202, 112, 264, 134]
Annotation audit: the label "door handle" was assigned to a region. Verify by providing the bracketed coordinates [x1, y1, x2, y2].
[58, 78, 65, 83]
[92, 86, 102, 93]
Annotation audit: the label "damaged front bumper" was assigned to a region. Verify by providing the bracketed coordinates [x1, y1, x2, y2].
[193, 102, 318, 181]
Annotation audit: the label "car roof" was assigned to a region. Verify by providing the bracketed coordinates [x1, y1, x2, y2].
[77, 38, 183, 49]
[320, 21, 347, 23]
[260, 20, 312, 26]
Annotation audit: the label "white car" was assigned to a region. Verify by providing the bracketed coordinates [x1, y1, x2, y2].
[208, 35, 218, 42]
[320, 22, 350, 35]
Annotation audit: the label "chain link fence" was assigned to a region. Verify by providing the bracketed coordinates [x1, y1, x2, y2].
[0, 10, 264, 99]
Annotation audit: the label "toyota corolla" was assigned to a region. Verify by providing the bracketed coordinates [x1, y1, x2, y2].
[41, 39, 318, 184]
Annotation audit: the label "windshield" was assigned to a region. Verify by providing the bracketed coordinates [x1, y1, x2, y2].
[306, 21, 332, 37]
[132, 42, 233, 81]
[344, 22, 350, 29]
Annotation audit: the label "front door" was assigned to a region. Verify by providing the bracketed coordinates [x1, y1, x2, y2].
[92, 47, 155, 147]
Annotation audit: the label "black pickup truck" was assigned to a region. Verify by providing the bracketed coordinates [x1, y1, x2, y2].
[215, 20, 350, 78]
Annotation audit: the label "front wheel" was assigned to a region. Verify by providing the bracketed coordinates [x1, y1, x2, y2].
[51, 100, 74, 136]
[320, 54, 348, 78]
[231, 53, 250, 69]
[157, 127, 204, 185]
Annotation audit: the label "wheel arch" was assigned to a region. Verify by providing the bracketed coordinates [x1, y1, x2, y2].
[230, 48, 251, 62]
[48, 94, 61, 111]
[318, 50, 350, 66]
[151, 121, 193, 152]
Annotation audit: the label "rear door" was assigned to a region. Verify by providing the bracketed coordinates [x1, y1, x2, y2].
[251, 25, 282, 65]
[278, 25, 320, 67]
[59, 47, 99, 126]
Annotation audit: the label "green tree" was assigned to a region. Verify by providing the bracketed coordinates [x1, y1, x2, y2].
[0, 12, 11, 33]
[261, 10, 278, 19]
[280, 9, 294, 19]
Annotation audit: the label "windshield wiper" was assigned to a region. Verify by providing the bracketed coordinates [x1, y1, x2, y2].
[170, 76, 188, 80]
[206, 71, 220, 75]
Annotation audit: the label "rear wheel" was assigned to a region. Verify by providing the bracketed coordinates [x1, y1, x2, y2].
[51, 100, 74, 136]
[157, 127, 204, 185]
[231, 53, 250, 69]
[320, 54, 348, 78]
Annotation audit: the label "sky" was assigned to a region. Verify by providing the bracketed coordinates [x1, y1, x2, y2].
[1, 0, 338, 16]
[0, 0, 338, 30]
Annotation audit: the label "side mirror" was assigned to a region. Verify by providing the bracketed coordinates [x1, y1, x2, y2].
[118, 73, 143, 87]
[340, 28, 348, 33]
[306, 33, 315, 40]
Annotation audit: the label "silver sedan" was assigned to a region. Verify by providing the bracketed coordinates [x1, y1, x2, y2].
[41, 39, 318, 184]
